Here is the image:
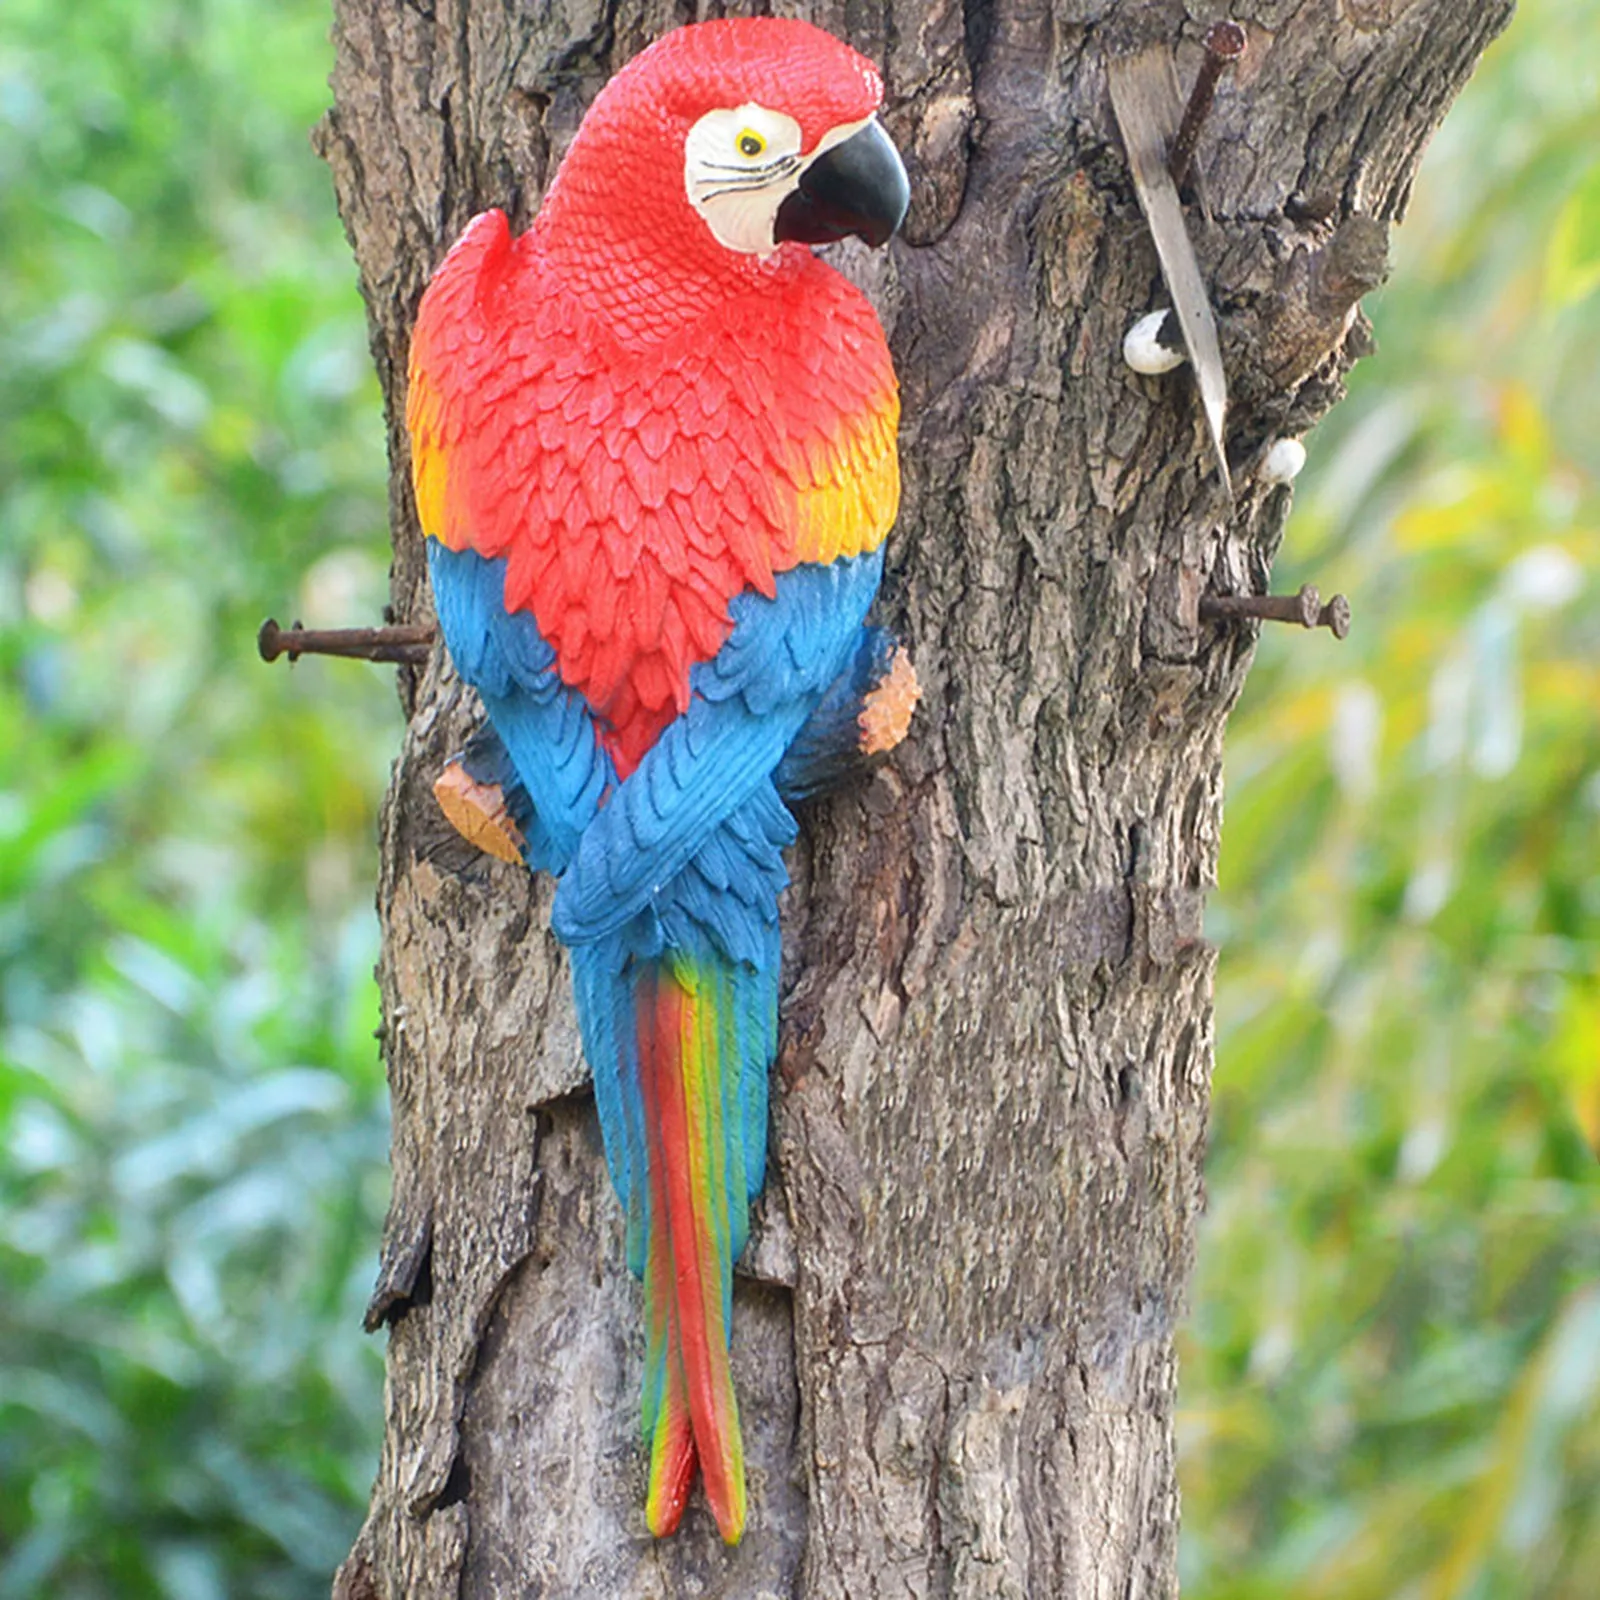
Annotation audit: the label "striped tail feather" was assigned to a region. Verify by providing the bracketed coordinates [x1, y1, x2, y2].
[571, 934, 774, 1544]
[643, 1155, 696, 1537]
[637, 955, 748, 1543]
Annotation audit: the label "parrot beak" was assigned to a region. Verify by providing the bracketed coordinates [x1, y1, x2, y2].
[773, 119, 910, 248]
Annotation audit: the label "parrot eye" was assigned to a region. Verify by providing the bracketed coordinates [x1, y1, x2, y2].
[683, 104, 805, 256]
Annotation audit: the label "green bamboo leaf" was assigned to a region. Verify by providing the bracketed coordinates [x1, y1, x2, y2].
[1545, 162, 1600, 309]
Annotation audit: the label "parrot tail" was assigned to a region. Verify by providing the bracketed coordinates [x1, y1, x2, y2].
[637, 956, 747, 1543]
[572, 935, 774, 1546]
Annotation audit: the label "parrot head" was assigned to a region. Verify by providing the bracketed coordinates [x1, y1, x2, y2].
[540, 18, 909, 281]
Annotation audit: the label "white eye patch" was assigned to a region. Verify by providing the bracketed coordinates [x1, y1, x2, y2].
[683, 104, 804, 256]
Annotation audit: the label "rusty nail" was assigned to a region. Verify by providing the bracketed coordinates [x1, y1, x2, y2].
[1168, 20, 1247, 190]
[1200, 584, 1351, 637]
[1318, 593, 1352, 640]
[258, 617, 436, 666]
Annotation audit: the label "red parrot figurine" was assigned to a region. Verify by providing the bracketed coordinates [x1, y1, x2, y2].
[406, 16, 917, 1543]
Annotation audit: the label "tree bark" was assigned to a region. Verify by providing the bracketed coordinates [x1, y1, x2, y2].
[318, 2, 1511, 1595]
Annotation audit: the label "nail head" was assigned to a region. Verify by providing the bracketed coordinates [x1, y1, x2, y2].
[1205, 21, 1247, 60]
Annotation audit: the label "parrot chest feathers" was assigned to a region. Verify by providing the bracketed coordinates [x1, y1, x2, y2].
[409, 212, 899, 778]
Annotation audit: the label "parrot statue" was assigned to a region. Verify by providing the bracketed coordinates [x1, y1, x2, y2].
[405, 16, 916, 1544]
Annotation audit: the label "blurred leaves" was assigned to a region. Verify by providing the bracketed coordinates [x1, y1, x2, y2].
[1183, 2, 1600, 1597]
[0, 0, 393, 1595]
[1546, 164, 1600, 312]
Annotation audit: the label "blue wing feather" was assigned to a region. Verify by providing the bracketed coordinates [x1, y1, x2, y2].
[560, 550, 883, 1288]
[433, 547, 885, 1319]
[428, 542, 613, 872]
[552, 550, 884, 949]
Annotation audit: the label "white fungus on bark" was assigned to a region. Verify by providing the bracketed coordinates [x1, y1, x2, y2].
[1122, 308, 1187, 374]
[1261, 437, 1308, 485]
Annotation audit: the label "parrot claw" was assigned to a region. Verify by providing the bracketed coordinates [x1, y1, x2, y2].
[433, 760, 526, 864]
[858, 646, 920, 756]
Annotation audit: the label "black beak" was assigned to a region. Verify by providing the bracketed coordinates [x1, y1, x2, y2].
[773, 119, 910, 249]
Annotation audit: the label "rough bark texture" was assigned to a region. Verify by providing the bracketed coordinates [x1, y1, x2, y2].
[317, 2, 1511, 1595]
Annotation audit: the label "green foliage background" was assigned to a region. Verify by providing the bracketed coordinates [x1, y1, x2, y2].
[0, 1, 1594, 1596]
[1, 2, 394, 1595]
[1185, 4, 1600, 1595]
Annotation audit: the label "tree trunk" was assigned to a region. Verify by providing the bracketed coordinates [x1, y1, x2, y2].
[319, 2, 1511, 1595]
